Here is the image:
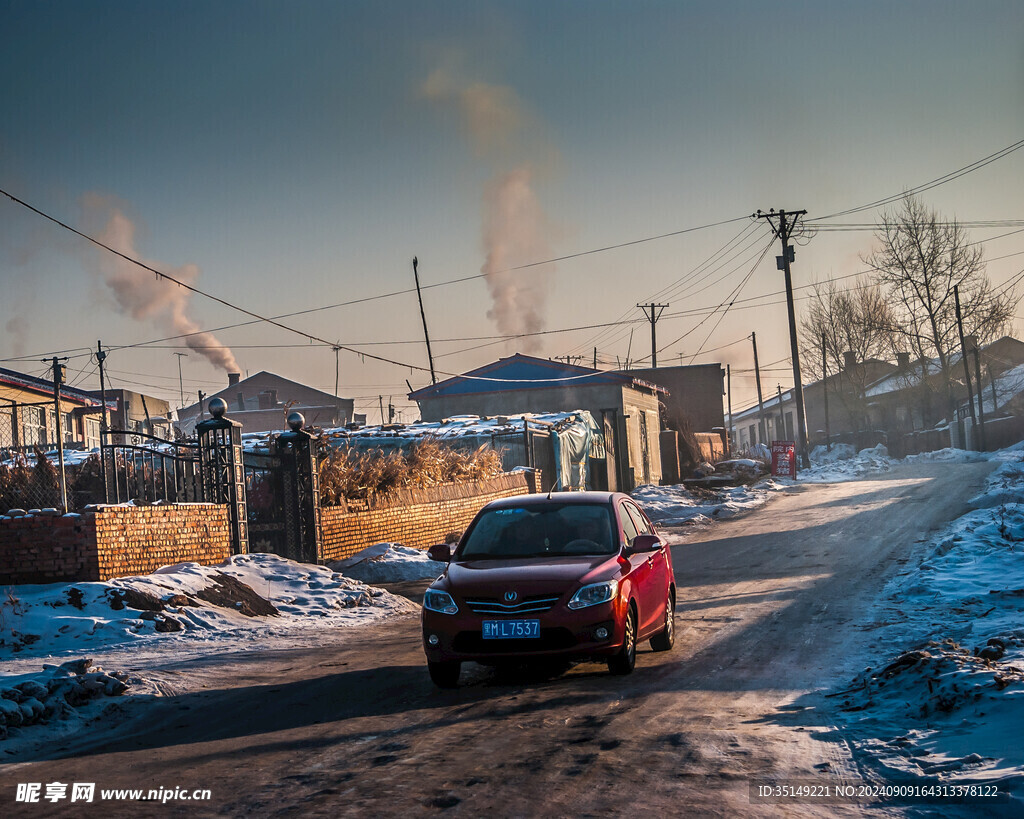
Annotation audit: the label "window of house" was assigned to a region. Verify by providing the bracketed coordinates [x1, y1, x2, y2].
[22, 406, 45, 446]
[84, 416, 101, 449]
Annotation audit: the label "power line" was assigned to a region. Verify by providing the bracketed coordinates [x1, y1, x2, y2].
[815, 137, 1024, 221]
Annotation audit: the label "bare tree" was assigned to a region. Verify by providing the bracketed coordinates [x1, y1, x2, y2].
[800, 278, 896, 380]
[864, 195, 1015, 424]
[799, 277, 897, 429]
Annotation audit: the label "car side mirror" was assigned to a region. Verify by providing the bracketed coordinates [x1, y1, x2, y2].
[427, 543, 453, 562]
[631, 534, 662, 553]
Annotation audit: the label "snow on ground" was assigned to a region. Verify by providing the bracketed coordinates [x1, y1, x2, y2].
[331, 542, 447, 583]
[0, 553, 416, 749]
[632, 481, 787, 542]
[811, 449, 1024, 806]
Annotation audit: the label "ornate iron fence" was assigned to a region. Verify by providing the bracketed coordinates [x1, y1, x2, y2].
[101, 429, 203, 505]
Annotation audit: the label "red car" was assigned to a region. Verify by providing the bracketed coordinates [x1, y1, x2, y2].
[422, 491, 676, 688]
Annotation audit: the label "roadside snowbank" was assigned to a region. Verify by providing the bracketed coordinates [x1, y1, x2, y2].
[821, 451, 1024, 802]
[0, 553, 416, 661]
[632, 481, 786, 539]
[0, 554, 417, 751]
[332, 542, 446, 583]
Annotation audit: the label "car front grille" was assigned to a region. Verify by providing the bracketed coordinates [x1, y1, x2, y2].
[463, 594, 562, 615]
[452, 627, 577, 654]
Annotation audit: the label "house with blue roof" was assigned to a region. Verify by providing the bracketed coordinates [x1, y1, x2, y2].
[409, 354, 667, 491]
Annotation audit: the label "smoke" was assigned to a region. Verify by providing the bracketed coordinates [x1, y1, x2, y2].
[480, 167, 552, 350]
[422, 67, 558, 352]
[5, 317, 28, 358]
[81, 194, 240, 373]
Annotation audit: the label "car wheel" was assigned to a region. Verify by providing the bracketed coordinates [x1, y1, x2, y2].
[428, 660, 461, 689]
[650, 587, 675, 652]
[608, 605, 637, 676]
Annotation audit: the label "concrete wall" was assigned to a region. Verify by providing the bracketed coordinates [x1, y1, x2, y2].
[0, 504, 231, 585]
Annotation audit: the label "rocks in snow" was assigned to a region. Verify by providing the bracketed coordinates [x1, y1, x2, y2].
[0, 658, 130, 740]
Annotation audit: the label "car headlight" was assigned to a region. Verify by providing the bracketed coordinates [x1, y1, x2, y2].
[424, 590, 459, 615]
[568, 579, 619, 610]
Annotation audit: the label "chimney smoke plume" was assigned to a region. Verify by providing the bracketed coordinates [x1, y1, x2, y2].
[82, 194, 240, 373]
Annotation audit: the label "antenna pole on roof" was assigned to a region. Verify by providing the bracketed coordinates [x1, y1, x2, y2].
[412, 257, 437, 385]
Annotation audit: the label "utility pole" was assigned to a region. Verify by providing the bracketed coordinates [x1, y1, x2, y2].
[822, 333, 831, 452]
[953, 285, 977, 449]
[593, 348, 597, 370]
[637, 303, 668, 368]
[751, 332, 767, 445]
[51, 356, 68, 511]
[971, 339, 987, 451]
[412, 257, 437, 385]
[96, 342, 109, 431]
[757, 208, 810, 468]
[332, 346, 341, 398]
[777, 384, 786, 440]
[173, 352, 188, 407]
[726, 364, 733, 454]
[379, 395, 386, 425]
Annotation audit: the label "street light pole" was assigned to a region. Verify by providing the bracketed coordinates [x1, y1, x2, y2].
[174, 352, 188, 407]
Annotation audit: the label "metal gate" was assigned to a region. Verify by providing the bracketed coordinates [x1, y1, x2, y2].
[243, 414, 321, 564]
[101, 429, 202, 504]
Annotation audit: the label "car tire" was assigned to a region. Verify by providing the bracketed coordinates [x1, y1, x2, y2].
[650, 587, 675, 652]
[608, 605, 637, 676]
[428, 660, 461, 689]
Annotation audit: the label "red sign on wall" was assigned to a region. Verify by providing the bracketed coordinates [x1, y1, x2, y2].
[771, 440, 797, 478]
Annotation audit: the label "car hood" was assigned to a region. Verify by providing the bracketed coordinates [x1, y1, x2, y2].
[442, 555, 620, 597]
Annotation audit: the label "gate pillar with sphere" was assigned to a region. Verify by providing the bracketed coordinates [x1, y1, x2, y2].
[196, 398, 248, 555]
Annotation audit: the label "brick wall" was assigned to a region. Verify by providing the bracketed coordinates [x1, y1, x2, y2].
[320, 472, 537, 562]
[0, 504, 231, 585]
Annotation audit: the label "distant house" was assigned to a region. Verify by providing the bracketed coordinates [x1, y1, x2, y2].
[408, 353, 666, 491]
[730, 337, 1024, 456]
[176, 371, 354, 435]
[0, 366, 106, 452]
[93, 389, 173, 441]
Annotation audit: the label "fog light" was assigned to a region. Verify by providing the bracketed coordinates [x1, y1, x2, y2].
[428, 634, 440, 646]
[595, 627, 609, 640]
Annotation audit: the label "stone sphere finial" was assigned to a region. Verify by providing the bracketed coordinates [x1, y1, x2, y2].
[208, 397, 227, 419]
[287, 411, 305, 431]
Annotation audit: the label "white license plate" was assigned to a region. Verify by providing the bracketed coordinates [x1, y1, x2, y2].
[482, 619, 541, 639]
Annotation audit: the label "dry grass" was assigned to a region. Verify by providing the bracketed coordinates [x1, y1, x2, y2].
[318, 439, 503, 507]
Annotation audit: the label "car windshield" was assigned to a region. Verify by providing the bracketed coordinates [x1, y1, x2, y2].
[458, 503, 617, 559]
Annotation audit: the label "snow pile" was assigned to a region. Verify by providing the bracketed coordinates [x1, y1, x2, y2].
[332, 542, 446, 583]
[632, 480, 786, 536]
[0, 553, 416, 660]
[827, 453, 1024, 796]
[808, 442, 857, 464]
[0, 659, 130, 740]
[800, 443, 896, 483]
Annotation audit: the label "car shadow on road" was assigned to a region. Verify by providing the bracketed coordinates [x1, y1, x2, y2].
[4, 661, 613, 765]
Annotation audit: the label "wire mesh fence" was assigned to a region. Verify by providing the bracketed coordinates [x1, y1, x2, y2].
[0, 400, 104, 512]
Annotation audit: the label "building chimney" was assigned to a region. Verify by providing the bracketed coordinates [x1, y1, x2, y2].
[228, 372, 241, 386]
[843, 351, 857, 370]
[896, 351, 910, 370]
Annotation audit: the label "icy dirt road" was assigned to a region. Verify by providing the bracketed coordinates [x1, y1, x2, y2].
[0, 460, 1000, 818]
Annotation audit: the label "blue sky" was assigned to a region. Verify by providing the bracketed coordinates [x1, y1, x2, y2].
[2, 1, 1023, 421]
